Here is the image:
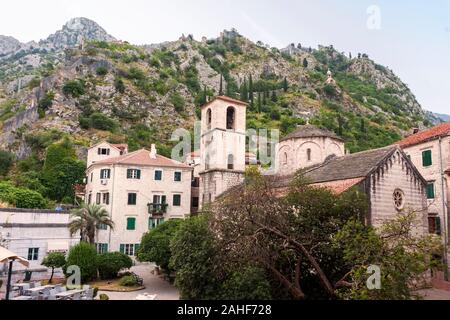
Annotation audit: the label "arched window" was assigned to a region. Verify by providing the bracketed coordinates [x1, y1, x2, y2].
[282, 152, 288, 166]
[206, 109, 212, 130]
[307, 148, 312, 161]
[226, 107, 236, 130]
[227, 154, 234, 170]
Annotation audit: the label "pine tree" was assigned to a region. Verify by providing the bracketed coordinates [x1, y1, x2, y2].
[283, 77, 288, 92]
[219, 74, 223, 96]
[303, 58, 308, 68]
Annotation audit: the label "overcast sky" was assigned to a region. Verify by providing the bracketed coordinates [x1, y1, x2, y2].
[1, 0, 449, 114]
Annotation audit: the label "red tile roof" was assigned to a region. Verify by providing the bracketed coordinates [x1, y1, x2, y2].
[397, 122, 450, 148]
[112, 144, 128, 150]
[91, 149, 191, 169]
[201, 96, 249, 109]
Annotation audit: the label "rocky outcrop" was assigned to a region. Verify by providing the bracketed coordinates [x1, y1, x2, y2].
[0, 35, 22, 56]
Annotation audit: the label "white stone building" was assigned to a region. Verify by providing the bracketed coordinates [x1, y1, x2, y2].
[85, 142, 192, 256]
[398, 122, 450, 237]
[0, 208, 79, 273]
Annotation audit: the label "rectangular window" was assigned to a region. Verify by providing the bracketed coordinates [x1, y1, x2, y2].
[90, 173, 93, 183]
[127, 169, 141, 179]
[128, 193, 137, 205]
[174, 171, 182, 182]
[98, 148, 110, 155]
[422, 150, 432, 167]
[96, 193, 101, 205]
[102, 193, 110, 205]
[127, 217, 136, 230]
[192, 197, 199, 208]
[173, 194, 181, 207]
[120, 244, 136, 256]
[28, 248, 39, 261]
[155, 170, 163, 181]
[95, 243, 108, 254]
[428, 216, 442, 235]
[100, 169, 111, 179]
[98, 223, 108, 230]
[426, 183, 435, 199]
[88, 193, 92, 204]
[149, 218, 165, 230]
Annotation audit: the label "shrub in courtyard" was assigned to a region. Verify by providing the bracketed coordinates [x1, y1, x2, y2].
[119, 275, 138, 287]
[97, 252, 133, 280]
[137, 219, 182, 275]
[65, 242, 98, 283]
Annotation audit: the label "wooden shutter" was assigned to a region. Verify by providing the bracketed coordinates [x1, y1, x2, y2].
[137, 170, 141, 179]
[120, 244, 125, 254]
[134, 244, 140, 255]
[422, 150, 432, 166]
[127, 218, 136, 230]
[427, 183, 435, 199]
[436, 217, 442, 235]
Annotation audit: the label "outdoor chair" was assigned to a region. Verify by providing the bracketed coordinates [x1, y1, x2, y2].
[59, 287, 67, 292]
[71, 292, 81, 300]
[23, 271, 33, 282]
[81, 288, 94, 300]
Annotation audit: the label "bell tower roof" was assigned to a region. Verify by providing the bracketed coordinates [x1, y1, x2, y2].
[201, 96, 249, 109]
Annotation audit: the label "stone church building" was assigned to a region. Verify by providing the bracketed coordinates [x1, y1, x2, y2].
[195, 96, 428, 232]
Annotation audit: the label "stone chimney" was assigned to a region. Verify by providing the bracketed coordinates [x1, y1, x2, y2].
[150, 144, 157, 159]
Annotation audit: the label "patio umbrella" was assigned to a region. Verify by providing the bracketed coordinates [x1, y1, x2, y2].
[0, 246, 29, 300]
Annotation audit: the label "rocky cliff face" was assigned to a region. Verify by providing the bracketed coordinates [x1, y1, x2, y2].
[0, 35, 22, 56]
[0, 18, 442, 159]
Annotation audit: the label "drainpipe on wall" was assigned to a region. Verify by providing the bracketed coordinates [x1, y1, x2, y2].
[439, 137, 449, 281]
[108, 165, 115, 250]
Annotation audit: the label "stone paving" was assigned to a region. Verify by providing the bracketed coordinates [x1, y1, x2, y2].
[98, 263, 180, 300]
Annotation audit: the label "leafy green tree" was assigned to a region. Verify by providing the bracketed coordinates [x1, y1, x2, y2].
[239, 78, 248, 102]
[89, 113, 118, 132]
[0, 182, 47, 209]
[65, 242, 98, 283]
[170, 215, 220, 299]
[138, 219, 182, 275]
[220, 266, 272, 300]
[334, 211, 442, 300]
[97, 252, 133, 280]
[69, 204, 115, 244]
[62, 80, 86, 97]
[42, 252, 66, 283]
[249, 74, 254, 105]
[45, 158, 86, 202]
[0, 150, 14, 176]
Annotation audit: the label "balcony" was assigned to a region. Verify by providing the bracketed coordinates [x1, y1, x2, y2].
[148, 203, 168, 217]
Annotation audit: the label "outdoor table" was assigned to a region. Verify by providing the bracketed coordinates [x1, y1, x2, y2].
[55, 289, 85, 300]
[24, 286, 51, 295]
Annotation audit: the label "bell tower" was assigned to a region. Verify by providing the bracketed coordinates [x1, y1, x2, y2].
[199, 96, 248, 208]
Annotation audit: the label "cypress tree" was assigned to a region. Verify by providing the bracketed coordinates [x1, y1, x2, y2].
[257, 92, 262, 113]
[271, 91, 277, 102]
[283, 77, 288, 92]
[249, 74, 254, 104]
[303, 58, 308, 68]
[219, 74, 223, 96]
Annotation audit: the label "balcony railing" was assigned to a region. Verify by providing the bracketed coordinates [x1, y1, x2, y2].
[148, 203, 168, 216]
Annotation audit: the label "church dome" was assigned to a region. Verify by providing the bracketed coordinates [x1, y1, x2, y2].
[280, 125, 344, 142]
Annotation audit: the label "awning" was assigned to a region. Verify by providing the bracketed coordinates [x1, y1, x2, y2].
[47, 241, 69, 253]
[0, 246, 29, 267]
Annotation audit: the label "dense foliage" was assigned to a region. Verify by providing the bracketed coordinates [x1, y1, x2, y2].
[65, 242, 98, 283]
[97, 252, 133, 280]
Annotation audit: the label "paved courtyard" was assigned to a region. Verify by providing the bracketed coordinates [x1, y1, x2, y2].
[98, 263, 180, 300]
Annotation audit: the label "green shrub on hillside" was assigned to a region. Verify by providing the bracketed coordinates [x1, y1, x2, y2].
[63, 80, 86, 97]
[0, 182, 47, 209]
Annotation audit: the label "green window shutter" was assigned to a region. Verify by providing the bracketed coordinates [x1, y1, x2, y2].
[128, 193, 137, 205]
[162, 195, 167, 204]
[155, 170, 162, 181]
[127, 217, 136, 230]
[427, 183, 435, 199]
[120, 244, 125, 254]
[137, 170, 141, 179]
[422, 150, 432, 167]
[127, 169, 131, 179]
[135, 244, 140, 255]
[436, 217, 442, 235]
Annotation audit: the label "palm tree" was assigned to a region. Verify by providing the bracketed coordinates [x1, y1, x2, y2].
[69, 204, 114, 244]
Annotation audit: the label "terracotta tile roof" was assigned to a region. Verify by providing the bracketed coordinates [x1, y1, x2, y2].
[112, 143, 128, 150]
[91, 149, 191, 169]
[201, 96, 249, 109]
[397, 122, 450, 148]
[281, 125, 344, 142]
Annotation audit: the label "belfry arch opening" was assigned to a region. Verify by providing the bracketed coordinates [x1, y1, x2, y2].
[227, 154, 234, 170]
[226, 107, 236, 130]
[206, 108, 212, 130]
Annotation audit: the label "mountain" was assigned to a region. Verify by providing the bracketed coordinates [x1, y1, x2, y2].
[0, 19, 441, 163]
[0, 35, 22, 56]
[40, 17, 115, 50]
[434, 113, 450, 122]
